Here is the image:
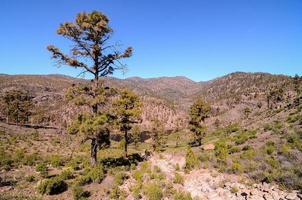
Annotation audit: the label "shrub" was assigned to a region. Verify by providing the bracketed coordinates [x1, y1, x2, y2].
[77, 164, 104, 185]
[114, 172, 128, 186]
[35, 163, 48, 178]
[110, 186, 126, 200]
[173, 172, 184, 185]
[37, 177, 67, 195]
[214, 141, 228, 160]
[25, 175, 35, 182]
[130, 182, 142, 200]
[229, 146, 240, 154]
[143, 183, 163, 200]
[86, 164, 104, 183]
[49, 155, 64, 167]
[265, 141, 275, 155]
[224, 123, 240, 134]
[59, 169, 74, 180]
[23, 153, 40, 166]
[173, 191, 193, 200]
[175, 163, 180, 171]
[185, 147, 198, 171]
[230, 186, 238, 193]
[230, 162, 243, 174]
[242, 145, 252, 151]
[0, 148, 13, 170]
[72, 184, 90, 200]
[133, 170, 143, 182]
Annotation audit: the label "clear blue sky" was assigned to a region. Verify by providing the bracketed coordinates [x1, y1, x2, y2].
[0, 0, 301, 81]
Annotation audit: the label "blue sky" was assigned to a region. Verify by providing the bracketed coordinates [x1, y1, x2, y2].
[0, 0, 301, 81]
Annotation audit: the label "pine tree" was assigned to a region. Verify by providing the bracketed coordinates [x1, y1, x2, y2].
[150, 118, 166, 151]
[188, 98, 210, 146]
[113, 89, 142, 157]
[47, 11, 132, 165]
[2, 90, 33, 125]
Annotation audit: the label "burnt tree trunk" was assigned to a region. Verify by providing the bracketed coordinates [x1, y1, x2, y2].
[91, 138, 98, 166]
[124, 130, 128, 157]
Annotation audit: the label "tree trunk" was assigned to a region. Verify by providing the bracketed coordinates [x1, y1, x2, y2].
[124, 130, 128, 157]
[91, 138, 98, 166]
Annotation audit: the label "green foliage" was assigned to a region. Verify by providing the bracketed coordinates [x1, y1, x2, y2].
[214, 141, 228, 160]
[113, 88, 142, 156]
[265, 141, 275, 155]
[230, 186, 238, 193]
[234, 130, 256, 145]
[114, 172, 128, 186]
[133, 170, 144, 182]
[59, 169, 74, 180]
[131, 125, 141, 148]
[109, 186, 126, 200]
[188, 98, 210, 145]
[72, 184, 90, 200]
[151, 118, 167, 151]
[48, 154, 64, 167]
[143, 183, 163, 200]
[37, 177, 67, 195]
[35, 163, 48, 178]
[25, 175, 35, 182]
[223, 123, 240, 135]
[0, 148, 13, 170]
[2, 89, 33, 124]
[173, 172, 184, 185]
[185, 147, 198, 171]
[79, 164, 105, 185]
[230, 161, 243, 174]
[173, 191, 193, 200]
[130, 182, 142, 200]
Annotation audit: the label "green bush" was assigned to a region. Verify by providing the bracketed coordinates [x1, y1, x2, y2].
[109, 186, 126, 200]
[214, 141, 228, 160]
[173, 172, 184, 185]
[25, 175, 35, 182]
[185, 147, 198, 171]
[77, 164, 104, 185]
[59, 169, 74, 180]
[0, 148, 13, 170]
[130, 182, 142, 200]
[230, 186, 238, 193]
[72, 184, 90, 200]
[35, 163, 48, 178]
[49, 155, 64, 168]
[173, 191, 193, 200]
[230, 162, 243, 174]
[143, 183, 163, 200]
[133, 170, 143, 182]
[23, 153, 40, 166]
[229, 146, 240, 154]
[114, 172, 128, 186]
[37, 177, 67, 195]
[265, 141, 275, 155]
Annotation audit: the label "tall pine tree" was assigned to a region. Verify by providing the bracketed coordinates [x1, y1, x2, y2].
[113, 89, 142, 157]
[47, 11, 132, 165]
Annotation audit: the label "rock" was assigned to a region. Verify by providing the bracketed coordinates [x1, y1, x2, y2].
[202, 143, 215, 150]
[263, 193, 274, 200]
[285, 193, 298, 200]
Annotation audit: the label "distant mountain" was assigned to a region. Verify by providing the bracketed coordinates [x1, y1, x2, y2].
[0, 72, 296, 129]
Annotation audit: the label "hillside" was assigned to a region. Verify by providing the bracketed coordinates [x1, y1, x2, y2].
[0, 72, 302, 200]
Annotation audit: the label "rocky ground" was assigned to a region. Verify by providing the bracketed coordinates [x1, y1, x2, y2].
[146, 153, 301, 200]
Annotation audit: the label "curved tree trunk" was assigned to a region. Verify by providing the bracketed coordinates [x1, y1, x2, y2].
[124, 130, 128, 157]
[91, 138, 98, 166]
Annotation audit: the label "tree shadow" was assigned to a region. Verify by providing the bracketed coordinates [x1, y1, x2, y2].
[101, 153, 145, 169]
